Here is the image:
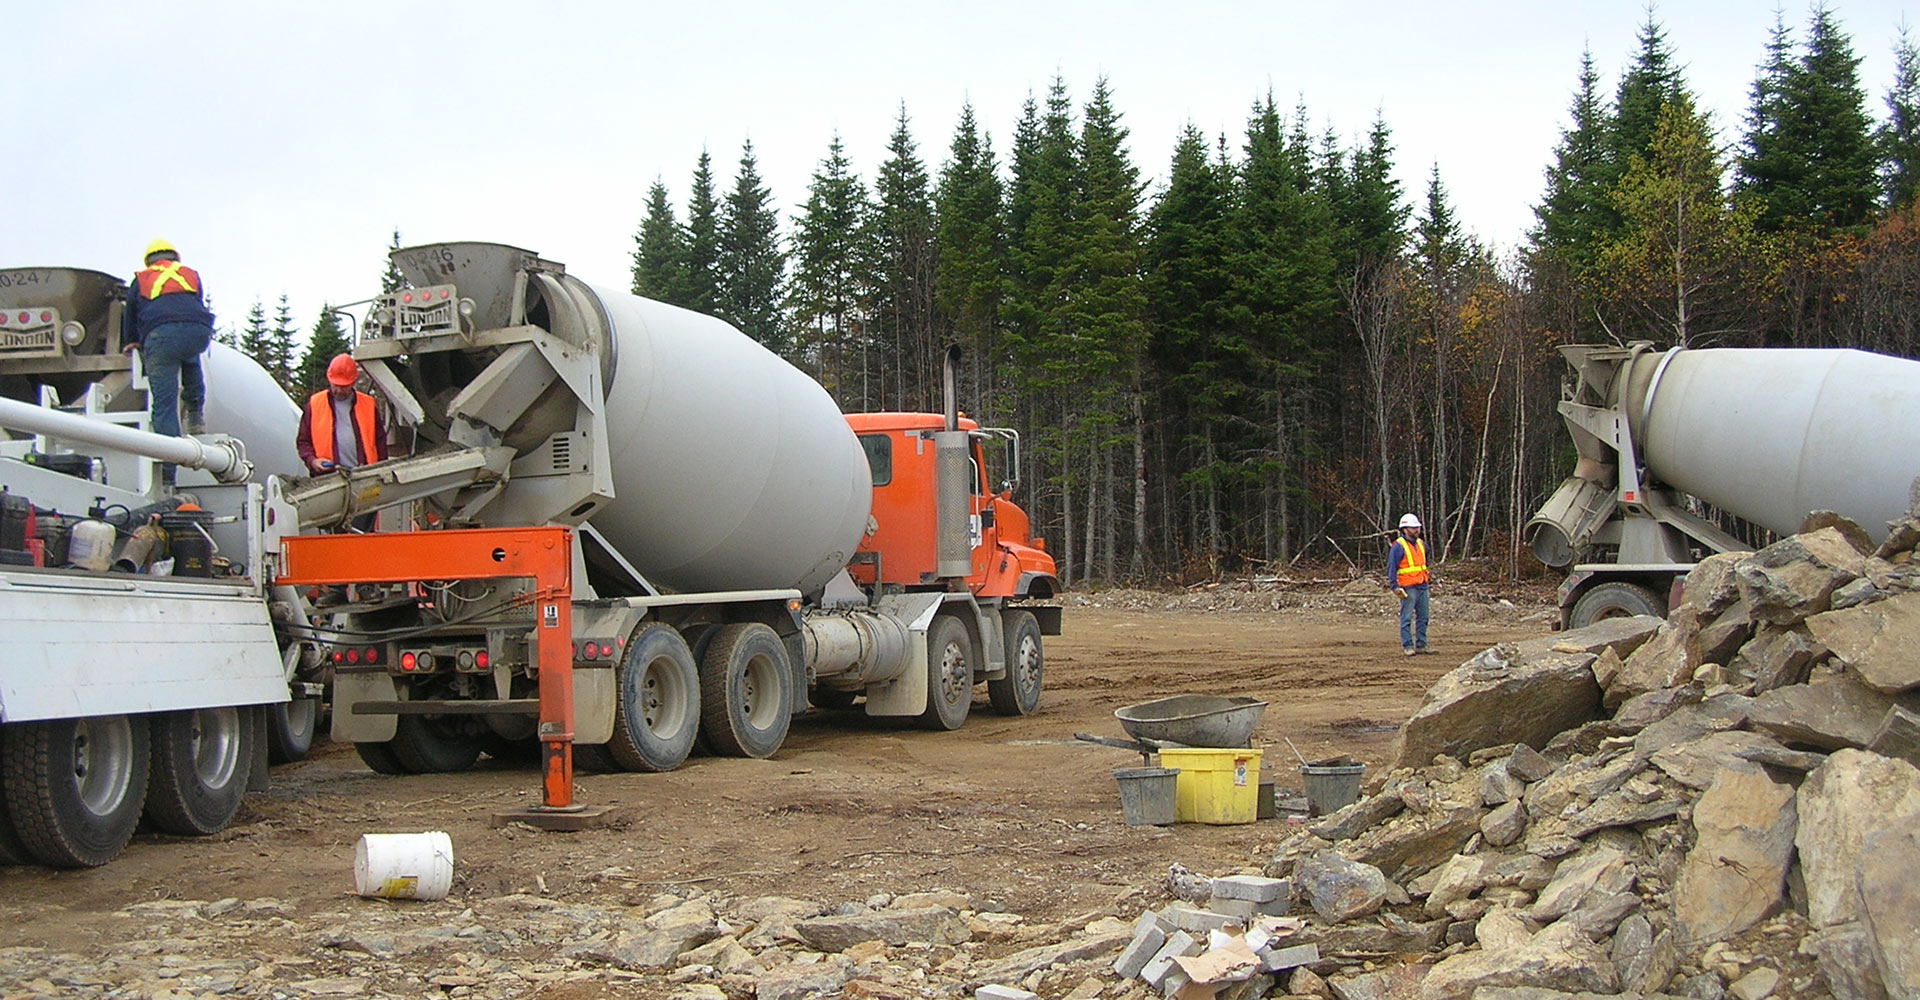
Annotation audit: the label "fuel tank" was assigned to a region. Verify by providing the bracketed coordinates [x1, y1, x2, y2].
[388, 243, 872, 596]
[1628, 346, 1920, 542]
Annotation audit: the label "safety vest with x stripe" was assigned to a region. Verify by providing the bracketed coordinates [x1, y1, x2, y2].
[136, 261, 201, 300]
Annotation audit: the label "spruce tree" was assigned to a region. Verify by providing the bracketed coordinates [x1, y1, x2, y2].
[1881, 25, 1920, 207]
[1790, 7, 1877, 228]
[788, 133, 874, 396]
[680, 152, 723, 314]
[240, 300, 273, 383]
[933, 102, 1006, 410]
[296, 307, 352, 398]
[1147, 124, 1240, 564]
[868, 105, 939, 410]
[270, 294, 298, 392]
[1613, 14, 1684, 177]
[717, 139, 786, 350]
[631, 180, 687, 300]
[382, 229, 406, 295]
[1533, 50, 1617, 269]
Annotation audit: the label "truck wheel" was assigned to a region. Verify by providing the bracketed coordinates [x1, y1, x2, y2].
[607, 624, 700, 772]
[699, 623, 792, 758]
[919, 616, 975, 731]
[988, 610, 1044, 716]
[2, 715, 151, 868]
[267, 696, 320, 764]
[1570, 582, 1665, 629]
[0, 784, 28, 864]
[354, 741, 409, 774]
[390, 716, 482, 774]
[145, 707, 254, 836]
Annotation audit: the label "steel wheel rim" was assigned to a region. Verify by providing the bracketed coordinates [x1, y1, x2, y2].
[741, 653, 781, 729]
[72, 716, 135, 816]
[938, 640, 970, 704]
[191, 707, 243, 788]
[283, 697, 318, 738]
[640, 655, 688, 737]
[1014, 634, 1041, 693]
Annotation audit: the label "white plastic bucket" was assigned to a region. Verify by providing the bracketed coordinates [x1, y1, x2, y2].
[354, 831, 454, 900]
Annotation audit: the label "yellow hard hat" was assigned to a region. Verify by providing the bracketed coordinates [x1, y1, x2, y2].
[144, 238, 176, 259]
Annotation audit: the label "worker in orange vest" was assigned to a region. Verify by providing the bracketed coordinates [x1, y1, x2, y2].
[123, 239, 215, 485]
[1387, 513, 1431, 656]
[297, 354, 388, 478]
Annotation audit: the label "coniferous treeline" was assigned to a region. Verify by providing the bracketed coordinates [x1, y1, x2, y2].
[223, 11, 1917, 588]
[615, 10, 1920, 588]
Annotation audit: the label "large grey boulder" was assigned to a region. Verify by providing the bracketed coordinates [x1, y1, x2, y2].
[1605, 606, 1702, 708]
[563, 900, 722, 969]
[755, 957, 854, 1000]
[1651, 729, 1790, 789]
[1869, 705, 1920, 765]
[1530, 844, 1633, 923]
[1391, 618, 1662, 769]
[1747, 670, 1900, 751]
[1633, 693, 1751, 758]
[1859, 824, 1920, 1000]
[1729, 627, 1821, 694]
[1795, 749, 1920, 928]
[1673, 763, 1797, 947]
[1340, 800, 1484, 882]
[1806, 591, 1920, 694]
[1296, 850, 1396, 924]
[1735, 527, 1869, 626]
[971, 919, 1132, 986]
[1806, 921, 1891, 1000]
[791, 906, 970, 952]
[1613, 684, 1704, 733]
[1415, 921, 1619, 1000]
[1684, 551, 1751, 616]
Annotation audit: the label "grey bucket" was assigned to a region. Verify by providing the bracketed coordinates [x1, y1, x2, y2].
[1300, 763, 1366, 816]
[1113, 767, 1180, 826]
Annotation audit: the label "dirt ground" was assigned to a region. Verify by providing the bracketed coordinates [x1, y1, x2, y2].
[0, 586, 1553, 960]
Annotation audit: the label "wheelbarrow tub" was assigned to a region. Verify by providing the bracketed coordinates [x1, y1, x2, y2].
[1114, 695, 1267, 748]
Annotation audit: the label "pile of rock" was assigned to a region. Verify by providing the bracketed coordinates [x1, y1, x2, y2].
[1253, 509, 1920, 1000]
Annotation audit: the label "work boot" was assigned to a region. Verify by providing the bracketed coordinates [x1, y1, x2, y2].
[1403, 647, 1416, 657]
[159, 464, 177, 492]
[183, 406, 206, 435]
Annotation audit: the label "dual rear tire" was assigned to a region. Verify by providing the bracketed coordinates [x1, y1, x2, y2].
[2, 706, 258, 868]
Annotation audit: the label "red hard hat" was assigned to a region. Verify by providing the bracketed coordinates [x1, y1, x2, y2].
[326, 354, 358, 386]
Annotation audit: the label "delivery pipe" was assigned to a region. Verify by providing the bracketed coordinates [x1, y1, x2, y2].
[0, 396, 252, 482]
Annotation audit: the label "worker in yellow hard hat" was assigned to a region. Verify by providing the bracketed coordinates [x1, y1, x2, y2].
[123, 239, 216, 487]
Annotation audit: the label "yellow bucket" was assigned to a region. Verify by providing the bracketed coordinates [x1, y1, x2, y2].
[1156, 748, 1263, 824]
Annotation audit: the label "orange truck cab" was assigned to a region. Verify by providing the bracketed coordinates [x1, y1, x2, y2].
[844, 412, 1058, 604]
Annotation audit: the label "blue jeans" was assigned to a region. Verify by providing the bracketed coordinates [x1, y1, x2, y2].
[1399, 583, 1430, 650]
[141, 322, 213, 437]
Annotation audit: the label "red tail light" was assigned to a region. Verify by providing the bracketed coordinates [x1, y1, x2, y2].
[475, 650, 489, 668]
[345, 648, 362, 664]
[363, 646, 381, 664]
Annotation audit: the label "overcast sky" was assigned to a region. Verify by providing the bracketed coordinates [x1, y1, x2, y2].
[9, 2, 1915, 343]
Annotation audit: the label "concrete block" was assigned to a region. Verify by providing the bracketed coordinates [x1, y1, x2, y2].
[1169, 904, 1243, 935]
[976, 987, 1040, 1000]
[1136, 907, 1176, 937]
[1113, 924, 1168, 979]
[1213, 875, 1288, 903]
[1261, 942, 1321, 972]
[1141, 930, 1201, 987]
[1208, 897, 1257, 921]
[1160, 970, 1191, 998]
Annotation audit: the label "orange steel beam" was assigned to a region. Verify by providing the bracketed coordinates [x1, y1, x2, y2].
[278, 527, 580, 811]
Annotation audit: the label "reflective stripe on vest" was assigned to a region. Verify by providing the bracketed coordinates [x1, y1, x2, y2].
[137, 261, 199, 300]
[1394, 537, 1429, 586]
[307, 390, 380, 466]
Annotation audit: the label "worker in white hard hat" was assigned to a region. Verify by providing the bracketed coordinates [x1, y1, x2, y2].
[1387, 513, 1431, 656]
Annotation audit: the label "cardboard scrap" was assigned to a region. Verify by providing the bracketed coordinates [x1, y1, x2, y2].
[1172, 940, 1260, 984]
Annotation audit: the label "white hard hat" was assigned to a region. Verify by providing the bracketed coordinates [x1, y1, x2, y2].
[1399, 513, 1422, 529]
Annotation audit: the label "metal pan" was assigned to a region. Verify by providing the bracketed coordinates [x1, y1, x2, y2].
[1113, 695, 1267, 748]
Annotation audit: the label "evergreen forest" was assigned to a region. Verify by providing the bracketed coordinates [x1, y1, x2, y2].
[236, 12, 1920, 589]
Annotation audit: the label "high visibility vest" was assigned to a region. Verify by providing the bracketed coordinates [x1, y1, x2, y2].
[307, 391, 381, 466]
[1393, 537, 1430, 586]
[136, 261, 201, 300]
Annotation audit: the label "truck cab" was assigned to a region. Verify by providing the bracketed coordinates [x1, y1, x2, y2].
[845, 412, 1057, 602]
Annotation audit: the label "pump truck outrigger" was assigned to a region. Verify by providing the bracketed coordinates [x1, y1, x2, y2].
[277, 242, 1059, 817]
